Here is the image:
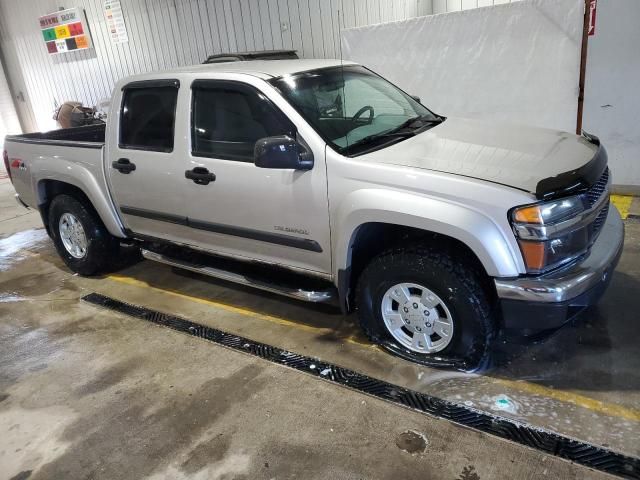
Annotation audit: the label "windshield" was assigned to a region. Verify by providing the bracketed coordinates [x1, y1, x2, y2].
[270, 65, 441, 156]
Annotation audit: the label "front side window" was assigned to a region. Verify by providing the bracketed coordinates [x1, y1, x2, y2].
[191, 81, 295, 162]
[120, 82, 178, 152]
[271, 66, 441, 156]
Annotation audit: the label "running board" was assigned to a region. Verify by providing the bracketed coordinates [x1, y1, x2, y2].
[141, 249, 336, 304]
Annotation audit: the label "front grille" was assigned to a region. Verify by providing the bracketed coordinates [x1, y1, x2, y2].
[581, 168, 610, 249]
[585, 168, 609, 208]
[592, 201, 609, 237]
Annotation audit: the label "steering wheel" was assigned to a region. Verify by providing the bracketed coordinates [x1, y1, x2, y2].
[352, 105, 374, 124]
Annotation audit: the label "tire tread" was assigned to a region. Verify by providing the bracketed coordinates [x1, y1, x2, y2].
[355, 243, 496, 370]
[49, 194, 119, 276]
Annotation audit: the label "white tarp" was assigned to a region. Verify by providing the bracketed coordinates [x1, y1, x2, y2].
[583, 0, 640, 190]
[341, 0, 584, 132]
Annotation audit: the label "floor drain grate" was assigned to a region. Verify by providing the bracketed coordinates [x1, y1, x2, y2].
[82, 292, 639, 479]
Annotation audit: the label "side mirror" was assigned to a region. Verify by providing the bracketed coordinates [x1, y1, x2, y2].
[410, 95, 421, 104]
[254, 135, 314, 170]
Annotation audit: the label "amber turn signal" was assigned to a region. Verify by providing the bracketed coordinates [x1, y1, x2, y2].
[513, 205, 543, 224]
[518, 240, 547, 271]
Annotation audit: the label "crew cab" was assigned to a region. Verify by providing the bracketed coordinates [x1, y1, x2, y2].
[4, 59, 624, 370]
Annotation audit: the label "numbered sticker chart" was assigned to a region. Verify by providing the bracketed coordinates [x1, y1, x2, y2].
[39, 7, 92, 54]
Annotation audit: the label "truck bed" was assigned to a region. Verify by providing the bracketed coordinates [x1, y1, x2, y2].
[6, 124, 105, 149]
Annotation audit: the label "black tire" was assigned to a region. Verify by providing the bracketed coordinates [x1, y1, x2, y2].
[355, 244, 496, 371]
[49, 194, 120, 276]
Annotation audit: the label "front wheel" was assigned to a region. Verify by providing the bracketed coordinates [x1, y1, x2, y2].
[49, 194, 120, 276]
[355, 245, 496, 371]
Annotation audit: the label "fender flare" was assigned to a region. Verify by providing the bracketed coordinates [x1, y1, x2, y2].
[34, 163, 126, 238]
[333, 189, 524, 309]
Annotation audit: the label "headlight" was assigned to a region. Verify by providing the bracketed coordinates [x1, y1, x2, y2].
[513, 197, 584, 225]
[510, 195, 605, 274]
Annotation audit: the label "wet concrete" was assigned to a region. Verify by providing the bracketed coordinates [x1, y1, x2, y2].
[81, 240, 640, 456]
[395, 430, 429, 455]
[0, 177, 637, 478]
[0, 180, 39, 236]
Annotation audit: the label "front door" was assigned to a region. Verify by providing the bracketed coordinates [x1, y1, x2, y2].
[183, 79, 331, 275]
[107, 79, 190, 242]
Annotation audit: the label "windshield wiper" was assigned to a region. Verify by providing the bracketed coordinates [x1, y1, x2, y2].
[342, 115, 444, 153]
[387, 115, 444, 133]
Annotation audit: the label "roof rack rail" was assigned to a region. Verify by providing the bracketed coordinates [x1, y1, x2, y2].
[203, 49, 299, 64]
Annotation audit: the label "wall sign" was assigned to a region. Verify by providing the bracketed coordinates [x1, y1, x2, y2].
[588, 0, 597, 36]
[104, 1, 129, 44]
[39, 7, 92, 54]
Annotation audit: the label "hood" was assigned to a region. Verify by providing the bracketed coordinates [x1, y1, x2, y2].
[362, 117, 603, 198]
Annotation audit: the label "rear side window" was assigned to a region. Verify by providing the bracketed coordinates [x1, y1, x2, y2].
[120, 81, 179, 152]
[191, 81, 295, 162]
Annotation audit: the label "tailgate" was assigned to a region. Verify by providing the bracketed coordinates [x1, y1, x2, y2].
[3, 140, 32, 206]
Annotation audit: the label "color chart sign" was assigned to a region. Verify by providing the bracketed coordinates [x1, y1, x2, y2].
[104, 1, 129, 44]
[39, 7, 92, 55]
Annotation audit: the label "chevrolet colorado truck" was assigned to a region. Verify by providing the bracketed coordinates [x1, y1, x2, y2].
[4, 59, 624, 370]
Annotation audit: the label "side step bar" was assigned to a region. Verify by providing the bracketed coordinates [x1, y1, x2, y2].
[141, 249, 336, 304]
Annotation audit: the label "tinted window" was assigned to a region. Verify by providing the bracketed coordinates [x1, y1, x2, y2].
[120, 85, 178, 152]
[191, 82, 294, 162]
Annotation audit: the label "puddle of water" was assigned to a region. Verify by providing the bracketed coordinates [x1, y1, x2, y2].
[0, 294, 23, 303]
[395, 430, 428, 455]
[414, 369, 478, 385]
[491, 394, 520, 415]
[0, 229, 48, 271]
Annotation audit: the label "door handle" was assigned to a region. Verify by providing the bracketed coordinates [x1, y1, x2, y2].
[185, 167, 216, 185]
[112, 158, 136, 174]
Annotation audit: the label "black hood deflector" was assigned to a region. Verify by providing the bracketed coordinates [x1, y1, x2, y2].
[535, 133, 608, 200]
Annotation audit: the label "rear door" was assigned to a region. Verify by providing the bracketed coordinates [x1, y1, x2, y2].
[183, 79, 332, 275]
[107, 79, 190, 241]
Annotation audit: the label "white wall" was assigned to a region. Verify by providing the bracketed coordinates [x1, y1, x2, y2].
[0, 57, 21, 152]
[342, 0, 583, 132]
[0, 0, 419, 132]
[0, 0, 517, 133]
[4, 0, 635, 187]
[433, 0, 519, 12]
[583, 0, 640, 192]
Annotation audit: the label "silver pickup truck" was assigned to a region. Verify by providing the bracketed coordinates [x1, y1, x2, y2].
[4, 59, 624, 370]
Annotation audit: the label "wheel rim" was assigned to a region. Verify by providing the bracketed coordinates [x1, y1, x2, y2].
[381, 283, 454, 354]
[58, 212, 88, 259]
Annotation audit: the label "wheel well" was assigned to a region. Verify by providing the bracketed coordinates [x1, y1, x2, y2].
[340, 222, 495, 312]
[37, 180, 93, 234]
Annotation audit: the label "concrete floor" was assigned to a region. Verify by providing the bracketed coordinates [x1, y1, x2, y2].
[1, 176, 638, 479]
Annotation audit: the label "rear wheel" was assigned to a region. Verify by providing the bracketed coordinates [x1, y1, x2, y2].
[49, 194, 120, 276]
[355, 245, 496, 371]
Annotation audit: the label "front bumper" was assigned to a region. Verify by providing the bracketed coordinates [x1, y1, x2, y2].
[495, 206, 624, 330]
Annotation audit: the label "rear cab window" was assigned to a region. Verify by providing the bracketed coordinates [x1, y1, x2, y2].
[119, 79, 180, 152]
[190, 80, 295, 162]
